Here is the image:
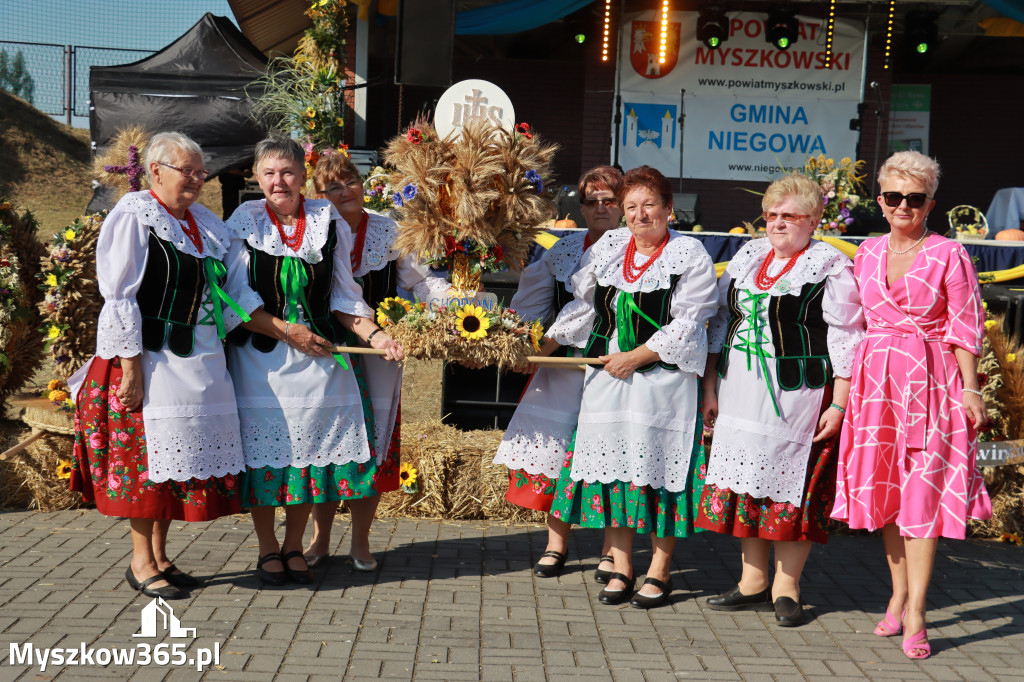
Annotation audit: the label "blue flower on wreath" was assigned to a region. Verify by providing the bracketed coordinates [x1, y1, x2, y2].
[392, 191, 403, 206]
[402, 183, 418, 202]
[525, 169, 543, 193]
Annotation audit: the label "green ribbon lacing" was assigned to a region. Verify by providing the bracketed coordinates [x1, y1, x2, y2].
[280, 256, 349, 370]
[614, 290, 663, 353]
[200, 258, 251, 339]
[724, 290, 781, 417]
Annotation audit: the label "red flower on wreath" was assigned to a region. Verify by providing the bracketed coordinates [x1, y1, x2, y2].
[407, 128, 422, 144]
[492, 245, 504, 261]
[516, 122, 532, 139]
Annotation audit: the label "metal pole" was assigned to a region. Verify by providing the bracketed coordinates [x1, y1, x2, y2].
[677, 88, 685, 181]
[65, 45, 72, 127]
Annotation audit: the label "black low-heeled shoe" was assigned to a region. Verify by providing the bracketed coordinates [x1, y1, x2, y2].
[161, 564, 202, 588]
[533, 550, 567, 578]
[630, 577, 673, 610]
[125, 567, 186, 600]
[774, 596, 805, 627]
[706, 585, 773, 612]
[594, 555, 614, 585]
[282, 550, 314, 584]
[257, 552, 287, 586]
[598, 573, 635, 605]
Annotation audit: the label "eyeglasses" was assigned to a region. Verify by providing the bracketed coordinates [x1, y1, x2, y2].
[324, 179, 362, 193]
[158, 162, 210, 181]
[762, 212, 811, 224]
[581, 197, 617, 207]
[881, 191, 930, 209]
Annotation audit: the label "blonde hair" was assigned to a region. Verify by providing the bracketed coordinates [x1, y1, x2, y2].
[312, 152, 360, 195]
[762, 173, 824, 220]
[877, 150, 940, 197]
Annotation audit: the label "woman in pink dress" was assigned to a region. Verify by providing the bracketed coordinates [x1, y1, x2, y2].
[833, 151, 992, 659]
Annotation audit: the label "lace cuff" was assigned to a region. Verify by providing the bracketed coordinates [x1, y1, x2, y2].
[223, 289, 264, 333]
[646, 320, 707, 371]
[96, 299, 143, 358]
[330, 292, 374, 319]
[546, 299, 595, 348]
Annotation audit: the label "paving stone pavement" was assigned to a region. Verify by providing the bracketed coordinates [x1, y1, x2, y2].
[0, 509, 1021, 681]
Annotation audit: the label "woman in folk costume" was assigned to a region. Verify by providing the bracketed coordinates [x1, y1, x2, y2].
[494, 166, 622, 580]
[223, 136, 403, 585]
[70, 132, 248, 599]
[696, 173, 865, 627]
[832, 151, 991, 658]
[542, 166, 718, 609]
[305, 152, 448, 571]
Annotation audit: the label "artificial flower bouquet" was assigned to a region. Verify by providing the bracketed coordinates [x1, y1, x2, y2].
[799, 154, 869, 234]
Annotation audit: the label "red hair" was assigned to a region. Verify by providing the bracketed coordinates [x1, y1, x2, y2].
[618, 165, 672, 207]
[577, 165, 623, 198]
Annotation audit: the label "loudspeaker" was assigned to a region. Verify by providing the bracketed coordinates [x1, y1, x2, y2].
[396, 0, 455, 87]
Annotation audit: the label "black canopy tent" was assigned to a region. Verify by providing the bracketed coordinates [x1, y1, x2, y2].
[87, 13, 269, 211]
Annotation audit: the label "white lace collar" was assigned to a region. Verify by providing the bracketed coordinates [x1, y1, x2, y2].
[353, 210, 401, 277]
[587, 227, 709, 293]
[726, 238, 850, 297]
[117, 191, 230, 260]
[225, 198, 339, 264]
[545, 231, 588, 284]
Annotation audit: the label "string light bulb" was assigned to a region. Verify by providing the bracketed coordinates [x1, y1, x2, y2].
[884, 0, 895, 69]
[602, 0, 613, 62]
[659, 0, 670, 63]
[824, 0, 836, 68]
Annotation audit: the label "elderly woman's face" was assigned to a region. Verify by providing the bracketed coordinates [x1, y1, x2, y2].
[580, 183, 621, 234]
[764, 195, 817, 258]
[319, 173, 363, 219]
[878, 175, 934, 234]
[151, 149, 205, 207]
[258, 154, 306, 217]
[622, 186, 671, 244]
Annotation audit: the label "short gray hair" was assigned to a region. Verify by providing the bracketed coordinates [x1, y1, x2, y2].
[878, 151, 941, 197]
[144, 132, 203, 182]
[254, 136, 304, 173]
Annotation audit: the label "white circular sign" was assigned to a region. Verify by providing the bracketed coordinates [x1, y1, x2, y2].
[434, 79, 515, 139]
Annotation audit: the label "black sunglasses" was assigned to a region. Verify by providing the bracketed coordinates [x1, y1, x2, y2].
[881, 191, 930, 209]
[581, 197, 617, 207]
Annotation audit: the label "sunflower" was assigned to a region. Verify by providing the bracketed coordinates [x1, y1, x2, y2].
[55, 459, 74, 480]
[399, 462, 418, 490]
[47, 325, 61, 339]
[376, 296, 413, 327]
[45, 273, 57, 287]
[455, 304, 490, 340]
[529, 320, 544, 352]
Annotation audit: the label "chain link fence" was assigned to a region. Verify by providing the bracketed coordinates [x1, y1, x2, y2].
[0, 40, 153, 122]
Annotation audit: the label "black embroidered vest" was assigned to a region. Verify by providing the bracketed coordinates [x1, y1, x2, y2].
[584, 276, 681, 373]
[357, 258, 398, 310]
[549, 278, 575, 358]
[136, 228, 208, 357]
[228, 230, 345, 352]
[719, 279, 832, 390]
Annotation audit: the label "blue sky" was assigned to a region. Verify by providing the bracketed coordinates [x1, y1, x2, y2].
[1, 0, 237, 127]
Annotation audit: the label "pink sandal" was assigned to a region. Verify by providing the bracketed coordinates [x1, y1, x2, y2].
[873, 608, 903, 637]
[902, 628, 931, 659]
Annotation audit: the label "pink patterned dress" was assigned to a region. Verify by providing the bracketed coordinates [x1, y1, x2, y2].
[832, 234, 992, 539]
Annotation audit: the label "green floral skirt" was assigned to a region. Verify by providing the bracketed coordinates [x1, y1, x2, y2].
[549, 415, 707, 538]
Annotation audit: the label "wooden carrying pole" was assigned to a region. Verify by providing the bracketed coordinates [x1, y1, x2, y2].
[327, 346, 602, 369]
[0, 428, 45, 462]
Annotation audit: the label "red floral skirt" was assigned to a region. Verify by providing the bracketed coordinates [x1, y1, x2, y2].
[505, 469, 558, 512]
[371, 404, 402, 493]
[69, 357, 241, 521]
[695, 435, 838, 544]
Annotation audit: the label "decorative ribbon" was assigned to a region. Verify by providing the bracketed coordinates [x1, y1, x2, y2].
[279, 256, 349, 370]
[614, 290, 663, 353]
[866, 328, 937, 456]
[202, 258, 251, 339]
[725, 290, 781, 417]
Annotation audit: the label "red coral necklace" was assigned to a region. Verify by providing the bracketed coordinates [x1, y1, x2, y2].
[754, 243, 810, 290]
[622, 233, 669, 283]
[266, 197, 306, 251]
[350, 212, 369, 271]
[149, 190, 203, 253]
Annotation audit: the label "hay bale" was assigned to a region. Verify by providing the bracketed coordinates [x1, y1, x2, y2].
[377, 419, 544, 524]
[1, 397, 81, 511]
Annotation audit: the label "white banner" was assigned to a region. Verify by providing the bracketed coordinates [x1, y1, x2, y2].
[680, 95, 860, 182]
[620, 10, 866, 98]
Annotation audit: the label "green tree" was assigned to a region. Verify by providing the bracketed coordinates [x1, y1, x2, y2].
[0, 49, 35, 104]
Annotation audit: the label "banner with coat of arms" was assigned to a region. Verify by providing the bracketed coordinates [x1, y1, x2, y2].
[616, 10, 866, 181]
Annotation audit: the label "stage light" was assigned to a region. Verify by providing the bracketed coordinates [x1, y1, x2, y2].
[659, 0, 669, 63]
[574, 33, 586, 44]
[697, 9, 729, 50]
[765, 8, 798, 51]
[905, 10, 937, 56]
[602, 0, 612, 62]
[824, 0, 836, 68]
[883, 0, 895, 69]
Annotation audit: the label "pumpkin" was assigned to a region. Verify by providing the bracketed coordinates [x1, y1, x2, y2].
[729, 226, 748, 234]
[554, 217, 577, 230]
[995, 229, 1024, 241]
